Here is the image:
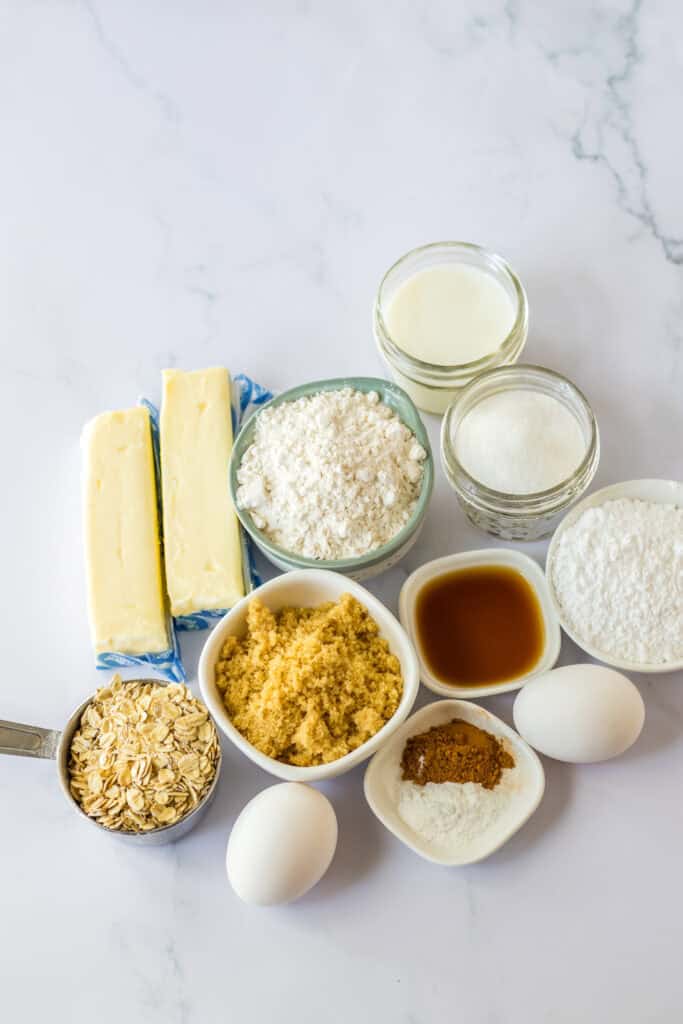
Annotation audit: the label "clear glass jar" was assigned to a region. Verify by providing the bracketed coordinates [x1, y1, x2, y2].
[441, 364, 600, 540]
[374, 241, 528, 415]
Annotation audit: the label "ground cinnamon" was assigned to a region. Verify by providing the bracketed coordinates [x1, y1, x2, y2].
[401, 718, 514, 790]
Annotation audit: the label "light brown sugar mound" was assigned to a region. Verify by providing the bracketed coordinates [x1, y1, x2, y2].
[214, 594, 403, 766]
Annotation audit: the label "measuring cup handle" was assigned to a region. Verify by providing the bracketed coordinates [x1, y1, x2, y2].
[0, 720, 61, 759]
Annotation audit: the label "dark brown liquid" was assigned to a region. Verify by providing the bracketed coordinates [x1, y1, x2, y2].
[415, 565, 545, 687]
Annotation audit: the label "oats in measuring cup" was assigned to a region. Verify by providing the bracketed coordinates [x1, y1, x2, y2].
[68, 675, 219, 832]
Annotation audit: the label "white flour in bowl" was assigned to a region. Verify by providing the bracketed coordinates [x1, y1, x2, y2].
[550, 497, 683, 665]
[236, 388, 427, 560]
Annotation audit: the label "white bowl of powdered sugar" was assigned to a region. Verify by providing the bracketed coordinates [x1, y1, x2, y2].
[547, 479, 683, 673]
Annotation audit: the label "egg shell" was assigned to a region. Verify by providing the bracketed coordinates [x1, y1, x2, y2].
[513, 664, 645, 764]
[226, 782, 338, 906]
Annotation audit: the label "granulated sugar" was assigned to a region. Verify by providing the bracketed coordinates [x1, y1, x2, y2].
[453, 389, 586, 494]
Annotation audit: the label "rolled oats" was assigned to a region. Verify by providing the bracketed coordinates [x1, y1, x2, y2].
[68, 675, 219, 833]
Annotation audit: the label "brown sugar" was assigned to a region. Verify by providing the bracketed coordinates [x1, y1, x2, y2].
[214, 594, 403, 766]
[401, 718, 514, 790]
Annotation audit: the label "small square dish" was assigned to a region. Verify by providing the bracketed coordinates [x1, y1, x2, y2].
[364, 699, 545, 866]
[398, 548, 561, 698]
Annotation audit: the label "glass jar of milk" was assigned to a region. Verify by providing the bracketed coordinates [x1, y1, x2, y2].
[374, 242, 528, 415]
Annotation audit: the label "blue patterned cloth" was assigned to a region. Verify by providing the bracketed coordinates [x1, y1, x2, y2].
[95, 637, 186, 683]
[94, 374, 272, 682]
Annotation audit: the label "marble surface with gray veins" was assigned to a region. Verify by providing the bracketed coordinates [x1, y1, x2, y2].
[1, 2, 682, 1022]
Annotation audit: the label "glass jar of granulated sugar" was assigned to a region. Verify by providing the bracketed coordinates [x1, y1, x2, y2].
[374, 242, 528, 415]
[441, 365, 600, 540]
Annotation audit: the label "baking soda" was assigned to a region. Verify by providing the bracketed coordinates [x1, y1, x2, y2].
[397, 767, 520, 856]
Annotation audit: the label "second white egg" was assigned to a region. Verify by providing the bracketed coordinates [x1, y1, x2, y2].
[513, 664, 645, 763]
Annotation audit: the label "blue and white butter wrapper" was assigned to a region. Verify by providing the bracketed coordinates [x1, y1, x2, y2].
[95, 636, 186, 683]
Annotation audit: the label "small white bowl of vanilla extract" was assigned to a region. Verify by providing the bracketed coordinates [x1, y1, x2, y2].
[399, 549, 560, 698]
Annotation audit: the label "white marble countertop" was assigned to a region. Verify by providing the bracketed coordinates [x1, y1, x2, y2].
[2, 2, 682, 1021]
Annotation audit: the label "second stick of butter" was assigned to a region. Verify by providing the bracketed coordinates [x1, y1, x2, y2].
[160, 367, 245, 616]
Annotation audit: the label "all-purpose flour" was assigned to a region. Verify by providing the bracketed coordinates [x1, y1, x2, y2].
[236, 389, 427, 560]
[550, 497, 683, 665]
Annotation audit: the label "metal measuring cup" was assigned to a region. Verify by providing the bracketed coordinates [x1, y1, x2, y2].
[0, 679, 222, 846]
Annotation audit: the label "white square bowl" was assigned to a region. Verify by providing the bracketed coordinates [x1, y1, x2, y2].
[364, 699, 545, 866]
[198, 569, 420, 782]
[398, 548, 561, 698]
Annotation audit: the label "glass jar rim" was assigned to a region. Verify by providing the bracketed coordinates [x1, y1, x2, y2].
[440, 363, 600, 508]
[374, 241, 528, 379]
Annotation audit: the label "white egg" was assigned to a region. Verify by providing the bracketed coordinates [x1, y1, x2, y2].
[513, 664, 645, 764]
[226, 782, 338, 906]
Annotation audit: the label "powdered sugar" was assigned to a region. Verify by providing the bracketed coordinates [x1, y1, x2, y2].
[550, 497, 683, 665]
[236, 388, 426, 560]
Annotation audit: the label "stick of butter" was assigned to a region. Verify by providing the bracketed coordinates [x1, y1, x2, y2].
[82, 408, 169, 655]
[160, 367, 245, 617]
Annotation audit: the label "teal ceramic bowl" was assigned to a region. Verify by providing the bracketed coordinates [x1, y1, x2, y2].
[229, 377, 434, 581]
